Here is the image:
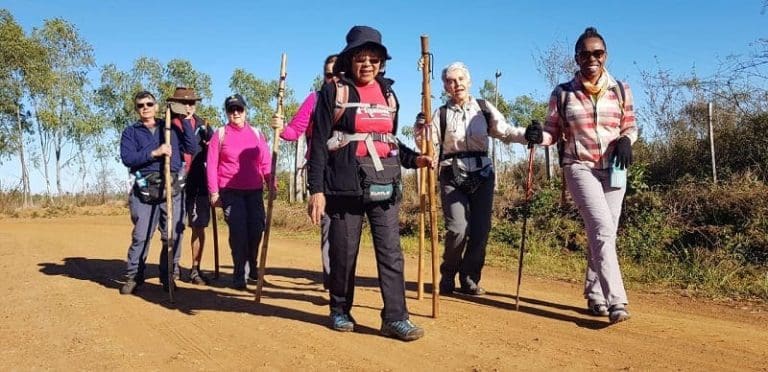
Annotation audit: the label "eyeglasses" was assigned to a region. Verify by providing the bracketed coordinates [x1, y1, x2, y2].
[324, 72, 334, 79]
[352, 56, 381, 65]
[226, 107, 244, 114]
[578, 49, 606, 60]
[135, 102, 156, 109]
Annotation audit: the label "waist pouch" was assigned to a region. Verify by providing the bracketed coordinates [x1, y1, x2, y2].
[133, 171, 182, 205]
[358, 156, 402, 204]
[449, 157, 492, 194]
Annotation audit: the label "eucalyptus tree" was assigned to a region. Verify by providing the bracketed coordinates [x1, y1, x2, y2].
[0, 9, 51, 205]
[32, 18, 96, 196]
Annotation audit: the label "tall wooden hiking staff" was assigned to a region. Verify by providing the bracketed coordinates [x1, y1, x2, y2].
[420, 35, 440, 318]
[164, 105, 175, 303]
[208, 126, 221, 279]
[515, 122, 538, 311]
[210, 203, 220, 279]
[255, 53, 286, 303]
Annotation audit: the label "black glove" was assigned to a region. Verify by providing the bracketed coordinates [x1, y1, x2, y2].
[414, 112, 426, 127]
[198, 125, 214, 142]
[612, 136, 633, 169]
[524, 120, 543, 145]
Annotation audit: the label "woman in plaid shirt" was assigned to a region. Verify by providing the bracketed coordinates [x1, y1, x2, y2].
[525, 27, 637, 324]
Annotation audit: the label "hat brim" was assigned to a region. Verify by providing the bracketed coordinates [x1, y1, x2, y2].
[340, 41, 391, 60]
[167, 96, 202, 102]
[225, 103, 246, 110]
[169, 102, 186, 115]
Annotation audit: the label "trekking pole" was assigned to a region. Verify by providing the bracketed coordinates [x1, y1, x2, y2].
[515, 122, 538, 311]
[210, 203, 220, 279]
[255, 52, 286, 303]
[421, 35, 440, 318]
[164, 105, 175, 303]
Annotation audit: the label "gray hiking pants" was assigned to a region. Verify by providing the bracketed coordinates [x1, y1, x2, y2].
[565, 163, 628, 306]
[439, 167, 495, 290]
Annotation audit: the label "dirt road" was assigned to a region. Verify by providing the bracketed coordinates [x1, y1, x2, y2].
[0, 215, 766, 370]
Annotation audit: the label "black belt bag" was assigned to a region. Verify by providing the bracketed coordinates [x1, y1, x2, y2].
[449, 157, 492, 194]
[358, 156, 402, 204]
[133, 171, 182, 205]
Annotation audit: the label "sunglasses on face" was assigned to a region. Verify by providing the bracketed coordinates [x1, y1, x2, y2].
[578, 49, 606, 60]
[352, 56, 381, 65]
[324, 72, 334, 79]
[135, 102, 155, 109]
[226, 107, 244, 114]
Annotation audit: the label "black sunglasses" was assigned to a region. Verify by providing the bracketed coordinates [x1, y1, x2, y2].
[352, 56, 381, 65]
[226, 106, 244, 114]
[135, 102, 156, 109]
[324, 72, 334, 79]
[578, 49, 606, 60]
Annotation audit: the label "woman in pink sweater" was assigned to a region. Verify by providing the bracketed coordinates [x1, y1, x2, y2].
[207, 94, 273, 289]
[275, 54, 336, 290]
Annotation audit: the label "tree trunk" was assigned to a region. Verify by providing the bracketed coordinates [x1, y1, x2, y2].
[16, 104, 31, 208]
[34, 109, 52, 199]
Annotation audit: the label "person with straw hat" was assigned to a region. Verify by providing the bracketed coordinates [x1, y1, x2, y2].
[168, 86, 214, 285]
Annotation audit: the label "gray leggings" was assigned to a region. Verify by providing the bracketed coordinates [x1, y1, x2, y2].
[565, 163, 628, 306]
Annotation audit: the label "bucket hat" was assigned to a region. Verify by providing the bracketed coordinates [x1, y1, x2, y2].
[339, 25, 391, 60]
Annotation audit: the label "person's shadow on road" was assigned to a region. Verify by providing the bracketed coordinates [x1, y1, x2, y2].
[37, 257, 381, 336]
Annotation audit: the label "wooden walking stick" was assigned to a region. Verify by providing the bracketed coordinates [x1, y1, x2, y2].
[416, 50, 429, 301]
[210, 203, 220, 279]
[164, 105, 175, 303]
[255, 52, 286, 303]
[515, 124, 538, 311]
[420, 35, 440, 318]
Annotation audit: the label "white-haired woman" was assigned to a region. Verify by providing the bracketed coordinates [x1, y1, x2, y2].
[416, 61, 526, 296]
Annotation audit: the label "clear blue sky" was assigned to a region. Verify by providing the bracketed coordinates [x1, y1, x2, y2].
[2, 0, 766, 193]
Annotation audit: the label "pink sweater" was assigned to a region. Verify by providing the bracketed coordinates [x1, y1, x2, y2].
[206, 123, 272, 193]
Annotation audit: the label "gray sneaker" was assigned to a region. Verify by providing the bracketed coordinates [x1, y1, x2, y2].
[587, 300, 609, 317]
[609, 305, 631, 324]
[330, 313, 355, 332]
[380, 319, 424, 341]
[189, 269, 210, 285]
[120, 279, 139, 295]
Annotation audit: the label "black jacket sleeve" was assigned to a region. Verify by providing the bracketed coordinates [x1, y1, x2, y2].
[397, 141, 420, 169]
[307, 82, 335, 194]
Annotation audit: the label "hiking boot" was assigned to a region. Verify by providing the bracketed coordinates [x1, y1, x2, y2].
[120, 278, 139, 295]
[609, 305, 631, 324]
[457, 286, 486, 296]
[189, 269, 210, 285]
[161, 281, 177, 293]
[458, 276, 484, 296]
[587, 300, 610, 317]
[439, 277, 455, 295]
[329, 313, 355, 332]
[380, 319, 424, 341]
[232, 280, 247, 290]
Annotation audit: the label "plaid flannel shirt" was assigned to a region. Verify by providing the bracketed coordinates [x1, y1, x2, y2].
[541, 72, 638, 169]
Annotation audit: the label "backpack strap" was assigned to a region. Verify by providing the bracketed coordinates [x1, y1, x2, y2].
[611, 80, 626, 117]
[439, 105, 448, 161]
[332, 81, 349, 124]
[475, 99, 493, 128]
